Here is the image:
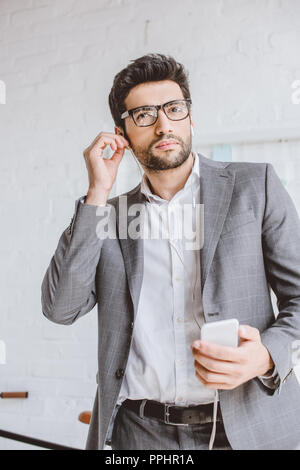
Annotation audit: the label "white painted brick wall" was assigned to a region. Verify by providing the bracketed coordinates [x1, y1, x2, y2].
[0, 0, 299, 450]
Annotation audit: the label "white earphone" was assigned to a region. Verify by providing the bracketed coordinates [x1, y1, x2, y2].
[129, 148, 145, 180]
[191, 124, 194, 136]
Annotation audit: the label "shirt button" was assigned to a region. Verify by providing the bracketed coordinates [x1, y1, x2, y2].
[177, 397, 183, 402]
[176, 317, 183, 323]
[115, 368, 124, 379]
[175, 277, 181, 282]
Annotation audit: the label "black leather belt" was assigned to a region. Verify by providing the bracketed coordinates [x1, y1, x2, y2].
[122, 399, 222, 426]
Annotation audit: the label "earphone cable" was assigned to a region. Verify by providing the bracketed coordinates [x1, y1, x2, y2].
[130, 148, 201, 330]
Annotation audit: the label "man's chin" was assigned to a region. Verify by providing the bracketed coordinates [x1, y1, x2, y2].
[153, 148, 181, 161]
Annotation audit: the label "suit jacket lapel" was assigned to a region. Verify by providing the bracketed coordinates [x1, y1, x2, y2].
[198, 154, 235, 294]
[116, 186, 145, 320]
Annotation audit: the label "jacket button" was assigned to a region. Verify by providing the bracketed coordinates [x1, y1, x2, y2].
[115, 368, 124, 379]
[130, 322, 134, 329]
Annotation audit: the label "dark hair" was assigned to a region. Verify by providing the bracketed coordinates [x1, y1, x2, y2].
[108, 53, 191, 137]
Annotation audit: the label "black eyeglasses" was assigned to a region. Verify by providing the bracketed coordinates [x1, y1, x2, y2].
[121, 99, 192, 127]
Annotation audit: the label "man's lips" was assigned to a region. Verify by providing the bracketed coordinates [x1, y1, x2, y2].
[155, 140, 179, 149]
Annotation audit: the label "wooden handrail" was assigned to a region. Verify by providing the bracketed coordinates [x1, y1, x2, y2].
[0, 429, 79, 450]
[78, 411, 91, 425]
[0, 392, 28, 399]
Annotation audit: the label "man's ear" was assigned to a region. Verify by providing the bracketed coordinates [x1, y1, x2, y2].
[115, 126, 132, 149]
[115, 126, 124, 136]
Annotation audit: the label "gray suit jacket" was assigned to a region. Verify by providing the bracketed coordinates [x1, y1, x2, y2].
[41, 153, 300, 450]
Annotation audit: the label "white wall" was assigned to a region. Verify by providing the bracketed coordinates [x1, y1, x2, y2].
[0, 0, 299, 450]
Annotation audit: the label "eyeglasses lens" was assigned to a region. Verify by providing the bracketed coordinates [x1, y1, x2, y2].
[133, 101, 189, 127]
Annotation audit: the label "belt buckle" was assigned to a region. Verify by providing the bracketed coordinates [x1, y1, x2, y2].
[164, 404, 189, 426]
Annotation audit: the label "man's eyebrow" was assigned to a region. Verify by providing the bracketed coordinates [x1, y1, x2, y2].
[134, 104, 155, 109]
[133, 99, 183, 109]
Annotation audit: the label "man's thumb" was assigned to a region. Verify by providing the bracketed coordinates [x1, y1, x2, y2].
[239, 325, 259, 341]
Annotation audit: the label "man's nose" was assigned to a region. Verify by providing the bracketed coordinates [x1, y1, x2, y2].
[154, 109, 174, 135]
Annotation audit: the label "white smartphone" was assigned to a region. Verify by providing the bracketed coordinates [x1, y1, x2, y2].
[201, 318, 239, 348]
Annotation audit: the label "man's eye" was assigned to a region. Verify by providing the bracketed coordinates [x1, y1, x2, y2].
[135, 109, 154, 120]
[170, 105, 184, 112]
[137, 112, 147, 119]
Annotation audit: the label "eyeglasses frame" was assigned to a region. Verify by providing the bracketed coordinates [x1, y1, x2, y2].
[120, 98, 192, 127]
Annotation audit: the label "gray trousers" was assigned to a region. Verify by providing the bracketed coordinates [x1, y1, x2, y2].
[111, 403, 232, 450]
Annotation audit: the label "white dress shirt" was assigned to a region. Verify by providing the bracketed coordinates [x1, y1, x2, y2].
[117, 151, 217, 406]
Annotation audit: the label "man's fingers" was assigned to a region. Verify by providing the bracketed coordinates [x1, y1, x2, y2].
[91, 132, 129, 148]
[85, 133, 129, 160]
[195, 369, 234, 389]
[193, 354, 240, 375]
[194, 361, 231, 382]
[97, 135, 124, 153]
[84, 136, 116, 159]
[191, 340, 244, 363]
[195, 371, 235, 390]
[108, 135, 130, 162]
[110, 145, 126, 163]
[113, 134, 130, 149]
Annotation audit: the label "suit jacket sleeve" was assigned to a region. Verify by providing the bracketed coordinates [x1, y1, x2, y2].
[260, 163, 300, 393]
[41, 195, 112, 325]
[257, 365, 279, 389]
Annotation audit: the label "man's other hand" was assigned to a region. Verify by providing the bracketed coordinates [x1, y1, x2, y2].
[191, 325, 275, 390]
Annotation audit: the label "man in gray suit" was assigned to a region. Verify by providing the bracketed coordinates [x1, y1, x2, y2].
[41, 54, 300, 450]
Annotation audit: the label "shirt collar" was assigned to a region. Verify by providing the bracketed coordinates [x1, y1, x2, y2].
[140, 151, 199, 204]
